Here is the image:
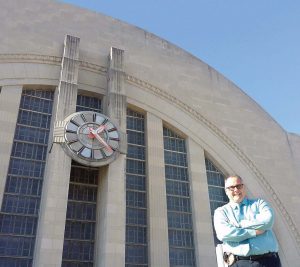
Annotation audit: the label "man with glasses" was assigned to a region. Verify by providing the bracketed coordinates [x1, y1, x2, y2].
[214, 175, 281, 267]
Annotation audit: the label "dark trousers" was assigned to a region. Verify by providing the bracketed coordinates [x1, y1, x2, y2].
[231, 253, 281, 267]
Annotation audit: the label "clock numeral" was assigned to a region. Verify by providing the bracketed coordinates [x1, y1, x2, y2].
[109, 143, 118, 151]
[109, 137, 120, 141]
[92, 113, 97, 122]
[77, 146, 85, 155]
[100, 149, 107, 159]
[107, 127, 117, 132]
[101, 118, 108, 126]
[70, 119, 80, 127]
[110, 147, 116, 152]
[66, 130, 77, 134]
[81, 113, 87, 122]
[67, 139, 78, 145]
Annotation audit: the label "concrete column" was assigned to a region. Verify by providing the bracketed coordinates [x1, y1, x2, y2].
[106, 47, 127, 128]
[33, 35, 80, 267]
[94, 47, 126, 267]
[96, 155, 126, 267]
[0, 85, 22, 205]
[187, 139, 217, 266]
[146, 113, 170, 267]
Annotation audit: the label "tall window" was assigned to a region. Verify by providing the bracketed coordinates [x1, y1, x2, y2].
[0, 89, 54, 267]
[62, 162, 98, 267]
[125, 109, 147, 267]
[205, 158, 228, 244]
[163, 127, 195, 267]
[62, 95, 101, 267]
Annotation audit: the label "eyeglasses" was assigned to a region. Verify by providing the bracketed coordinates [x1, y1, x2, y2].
[226, 184, 244, 191]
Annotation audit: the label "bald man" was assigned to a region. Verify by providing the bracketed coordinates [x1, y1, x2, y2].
[214, 175, 281, 267]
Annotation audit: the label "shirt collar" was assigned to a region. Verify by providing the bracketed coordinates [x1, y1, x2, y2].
[229, 198, 248, 209]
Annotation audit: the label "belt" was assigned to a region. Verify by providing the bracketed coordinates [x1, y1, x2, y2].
[235, 252, 278, 261]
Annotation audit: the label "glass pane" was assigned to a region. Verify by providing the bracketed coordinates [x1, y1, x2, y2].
[76, 95, 102, 113]
[125, 245, 147, 264]
[126, 191, 146, 208]
[168, 212, 193, 229]
[126, 226, 147, 244]
[126, 175, 146, 191]
[169, 247, 195, 266]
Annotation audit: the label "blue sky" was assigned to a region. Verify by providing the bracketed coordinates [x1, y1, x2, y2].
[61, 0, 299, 134]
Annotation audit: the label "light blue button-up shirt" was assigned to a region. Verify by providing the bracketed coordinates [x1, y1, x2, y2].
[214, 198, 279, 256]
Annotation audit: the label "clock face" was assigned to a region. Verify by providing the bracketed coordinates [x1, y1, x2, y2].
[62, 111, 120, 166]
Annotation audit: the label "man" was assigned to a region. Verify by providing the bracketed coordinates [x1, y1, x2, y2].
[214, 175, 281, 267]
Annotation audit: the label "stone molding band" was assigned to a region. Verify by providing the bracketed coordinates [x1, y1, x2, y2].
[0, 53, 107, 75]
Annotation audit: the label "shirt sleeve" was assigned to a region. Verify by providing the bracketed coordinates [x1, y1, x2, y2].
[214, 207, 256, 243]
[240, 199, 274, 230]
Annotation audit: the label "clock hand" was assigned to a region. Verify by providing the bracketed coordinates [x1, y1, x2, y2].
[88, 125, 105, 138]
[90, 128, 113, 153]
[96, 124, 106, 134]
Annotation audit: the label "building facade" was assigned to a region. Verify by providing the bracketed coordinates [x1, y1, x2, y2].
[0, 0, 300, 266]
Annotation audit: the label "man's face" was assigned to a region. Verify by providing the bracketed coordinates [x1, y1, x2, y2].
[225, 176, 246, 203]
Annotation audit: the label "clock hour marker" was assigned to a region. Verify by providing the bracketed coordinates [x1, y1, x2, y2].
[66, 130, 77, 134]
[77, 146, 85, 155]
[100, 149, 107, 159]
[70, 119, 80, 127]
[101, 118, 108, 126]
[80, 113, 87, 122]
[67, 139, 78, 144]
[95, 115, 105, 125]
[109, 137, 120, 141]
[107, 127, 117, 132]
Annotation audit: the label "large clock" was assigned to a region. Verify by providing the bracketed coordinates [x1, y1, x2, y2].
[59, 111, 121, 167]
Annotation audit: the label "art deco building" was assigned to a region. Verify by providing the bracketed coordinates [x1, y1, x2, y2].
[0, 0, 300, 266]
